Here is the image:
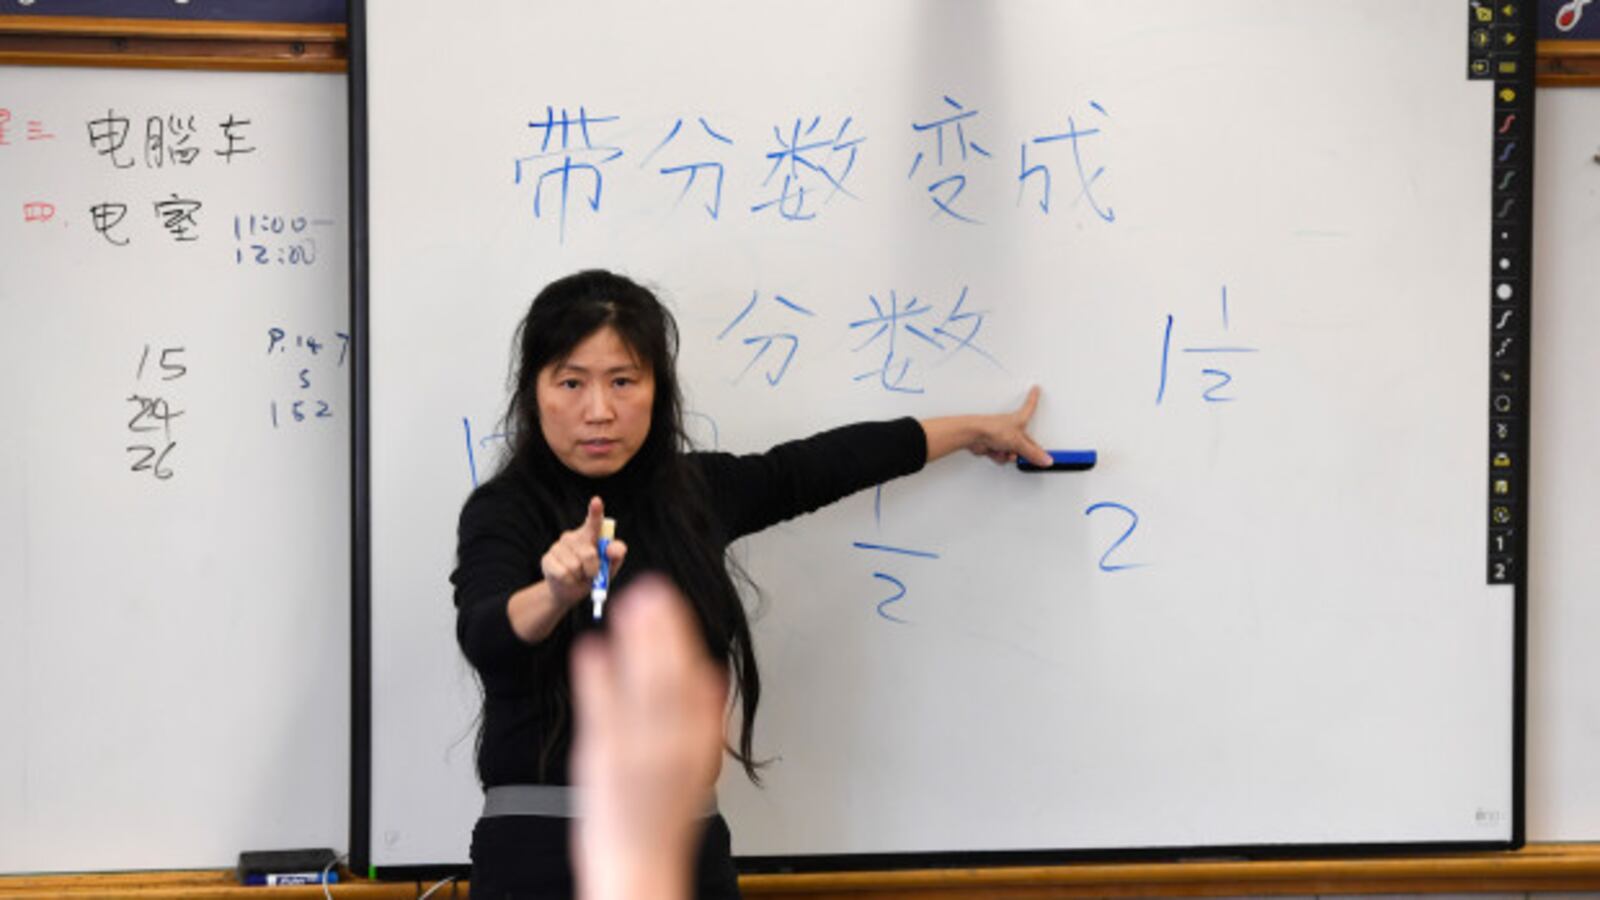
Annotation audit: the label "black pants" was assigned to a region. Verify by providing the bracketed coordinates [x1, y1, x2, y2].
[469, 812, 742, 900]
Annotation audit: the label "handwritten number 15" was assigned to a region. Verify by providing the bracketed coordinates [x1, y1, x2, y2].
[136, 344, 187, 381]
[1085, 502, 1147, 572]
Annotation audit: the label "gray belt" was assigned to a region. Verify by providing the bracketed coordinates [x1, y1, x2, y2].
[483, 784, 719, 819]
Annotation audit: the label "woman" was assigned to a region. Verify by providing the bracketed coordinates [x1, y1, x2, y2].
[452, 269, 1049, 899]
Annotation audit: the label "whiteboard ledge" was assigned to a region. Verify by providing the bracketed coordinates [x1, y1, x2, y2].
[4, 844, 1600, 898]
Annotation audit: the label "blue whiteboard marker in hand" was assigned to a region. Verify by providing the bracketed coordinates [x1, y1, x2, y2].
[1017, 450, 1097, 472]
[592, 517, 616, 620]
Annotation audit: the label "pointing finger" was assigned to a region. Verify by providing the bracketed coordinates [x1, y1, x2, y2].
[1016, 385, 1041, 423]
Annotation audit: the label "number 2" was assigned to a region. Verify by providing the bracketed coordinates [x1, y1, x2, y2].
[871, 572, 910, 624]
[1085, 502, 1147, 572]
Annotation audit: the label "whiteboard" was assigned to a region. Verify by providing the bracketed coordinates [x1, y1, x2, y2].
[358, 1, 1520, 870]
[0, 67, 350, 873]
[1527, 86, 1600, 842]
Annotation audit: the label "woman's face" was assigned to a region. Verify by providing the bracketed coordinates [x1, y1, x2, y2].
[536, 325, 656, 478]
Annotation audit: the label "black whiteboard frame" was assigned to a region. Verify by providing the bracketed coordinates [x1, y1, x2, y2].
[347, 0, 375, 879]
[346, 0, 1530, 879]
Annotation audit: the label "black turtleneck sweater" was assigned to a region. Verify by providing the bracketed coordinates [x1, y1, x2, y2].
[450, 417, 927, 789]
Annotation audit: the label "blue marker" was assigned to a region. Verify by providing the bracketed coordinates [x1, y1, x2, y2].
[1017, 450, 1097, 472]
[592, 517, 616, 620]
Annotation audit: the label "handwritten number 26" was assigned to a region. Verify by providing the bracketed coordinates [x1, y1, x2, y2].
[1085, 502, 1146, 572]
[127, 443, 175, 480]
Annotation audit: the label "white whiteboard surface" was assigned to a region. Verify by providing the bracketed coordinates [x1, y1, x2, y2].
[361, 1, 1517, 868]
[0, 67, 350, 873]
[1527, 87, 1600, 842]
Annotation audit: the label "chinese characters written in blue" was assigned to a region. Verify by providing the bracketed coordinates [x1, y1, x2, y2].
[515, 106, 624, 242]
[909, 95, 992, 223]
[718, 290, 817, 387]
[642, 116, 735, 219]
[506, 98, 1126, 237]
[851, 285, 997, 394]
[1018, 101, 1115, 223]
[753, 116, 866, 221]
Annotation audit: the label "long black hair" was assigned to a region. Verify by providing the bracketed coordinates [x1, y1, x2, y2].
[497, 268, 765, 783]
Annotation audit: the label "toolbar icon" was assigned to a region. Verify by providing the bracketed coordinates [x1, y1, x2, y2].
[1490, 527, 1514, 555]
[1556, 0, 1591, 32]
[1489, 556, 1514, 583]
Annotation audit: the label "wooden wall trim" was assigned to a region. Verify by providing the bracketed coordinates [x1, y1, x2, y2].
[0, 16, 346, 72]
[0, 16, 345, 42]
[1539, 39, 1600, 86]
[2, 844, 1598, 900]
[739, 843, 1600, 898]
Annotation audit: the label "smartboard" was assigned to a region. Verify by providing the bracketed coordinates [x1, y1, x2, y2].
[355, 1, 1525, 873]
